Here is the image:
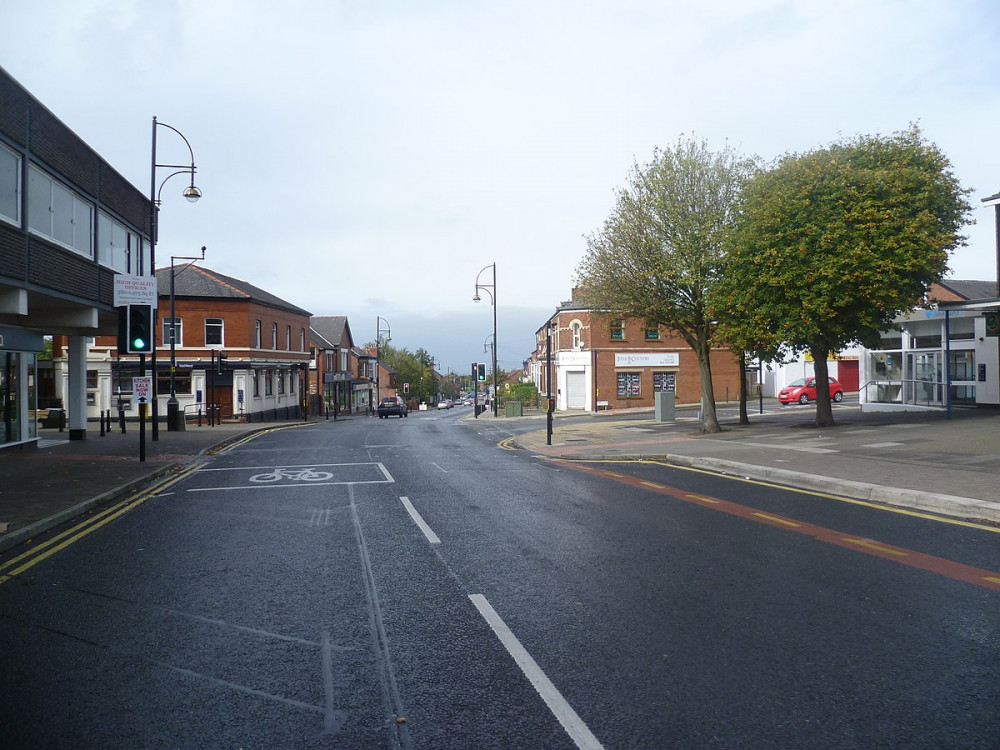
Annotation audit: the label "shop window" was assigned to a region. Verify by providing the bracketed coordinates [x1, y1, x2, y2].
[264, 369, 273, 396]
[617, 372, 641, 398]
[653, 372, 675, 392]
[156, 371, 192, 395]
[277, 370, 285, 394]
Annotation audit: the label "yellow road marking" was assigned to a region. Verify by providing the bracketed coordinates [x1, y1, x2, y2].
[752, 512, 801, 528]
[640, 481, 665, 489]
[0, 463, 203, 583]
[686, 494, 720, 504]
[843, 538, 908, 556]
[984, 576, 1000, 585]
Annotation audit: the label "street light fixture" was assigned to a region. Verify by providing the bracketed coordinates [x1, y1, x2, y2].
[376, 316, 391, 409]
[473, 262, 498, 417]
[167, 246, 206, 431]
[150, 116, 202, 438]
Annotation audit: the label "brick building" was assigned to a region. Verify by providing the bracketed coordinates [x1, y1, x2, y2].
[528, 289, 742, 411]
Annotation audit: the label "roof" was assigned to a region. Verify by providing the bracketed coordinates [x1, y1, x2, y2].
[936, 279, 998, 301]
[311, 316, 353, 350]
[154, 265, 311, 316]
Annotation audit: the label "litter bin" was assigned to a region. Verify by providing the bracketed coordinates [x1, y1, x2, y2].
[654, 391, 675, 422]
[475, 404, 485, 416]
[505, 401, 523, 417]
[43, 408, 65, 429]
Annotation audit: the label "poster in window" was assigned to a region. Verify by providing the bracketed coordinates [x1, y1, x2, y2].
[653, 372, 675, 393]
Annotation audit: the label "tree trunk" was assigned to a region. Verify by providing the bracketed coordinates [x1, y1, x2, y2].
[811, 347, 834, 427]
[738, 353, 750, 425]
[696, 339, 720, 433]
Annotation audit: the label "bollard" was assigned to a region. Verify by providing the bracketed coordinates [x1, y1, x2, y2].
[100, 410, 105, 436]
[197, 406, 202, 427]
[119, 407, 126, 434]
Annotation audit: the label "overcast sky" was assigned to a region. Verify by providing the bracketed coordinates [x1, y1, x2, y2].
[3, 0, 999, 373]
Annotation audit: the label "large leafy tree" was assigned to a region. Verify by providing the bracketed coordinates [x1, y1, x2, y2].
[576, 136, 758, 433]
[721, 125, 972, 426]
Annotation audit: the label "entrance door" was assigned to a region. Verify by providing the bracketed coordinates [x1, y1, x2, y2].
[566, 371, 586, 409]
[210, 385, 233, 419]
[905, 352, 942, 406]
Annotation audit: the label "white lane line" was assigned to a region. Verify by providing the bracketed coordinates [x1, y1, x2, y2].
[431, 462, 448, 473]
[400, 496, 441, 544]
[469, 594, 604, 750]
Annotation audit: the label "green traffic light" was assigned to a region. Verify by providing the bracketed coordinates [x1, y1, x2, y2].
[132, 337, 146, 349]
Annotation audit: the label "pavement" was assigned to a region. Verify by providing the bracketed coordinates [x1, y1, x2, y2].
[2, 402, 999, 556]
[505, 402, 1000, 525]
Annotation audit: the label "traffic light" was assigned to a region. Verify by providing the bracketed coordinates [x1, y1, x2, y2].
[217, 350, 227, 374]
[477, 363, 486, 382]
[127, 304, 153, 354]
[403, 382, 410, 394]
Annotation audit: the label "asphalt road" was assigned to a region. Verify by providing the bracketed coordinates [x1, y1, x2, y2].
[1, 406, 998, 748]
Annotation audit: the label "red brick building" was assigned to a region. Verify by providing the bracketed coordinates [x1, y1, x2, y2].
[529, 290, 742, 411]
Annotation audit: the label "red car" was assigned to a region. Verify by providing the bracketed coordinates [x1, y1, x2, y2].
[778, 377, 844, 405]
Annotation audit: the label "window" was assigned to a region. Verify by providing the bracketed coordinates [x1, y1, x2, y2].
[271, 323, 278, 350]
[205, 318, 223, 346]
[300, 328, 306, 351]
[610, 320, 625, 340]
[255, 320, 262, 348]
[653, 372, 675, 392]
[571, 322, 582, 349]
[86, 370, 99, 389]
[0, 141, 21, 226]
[264, 369, 273, 396]
[285, 325, 291, 351]
[162, 317, 182, 346]
[289, 373, 296, 394]
[156, 371, 191, 395]
[949, 350, 975, 381]
[97, 212, 143, 274]
[617, 372, 641, 398]
[277, 370, 285, 394]
[28, 166, 93, 257]
[645, 325, 660, 340]
[253, 370, 260, 397]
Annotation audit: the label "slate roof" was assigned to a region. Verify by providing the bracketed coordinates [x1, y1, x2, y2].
[936, 279, 997, 301]
[311, 316, 352, 350]
[154, 265, 311, 316]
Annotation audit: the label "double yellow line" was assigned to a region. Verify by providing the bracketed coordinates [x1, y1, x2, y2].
[0, 462, 203, 586]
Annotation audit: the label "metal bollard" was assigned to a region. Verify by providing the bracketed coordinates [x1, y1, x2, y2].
[100, 410, 105, 436]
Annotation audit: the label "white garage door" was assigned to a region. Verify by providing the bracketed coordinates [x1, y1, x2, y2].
[566, 371, 586, 409]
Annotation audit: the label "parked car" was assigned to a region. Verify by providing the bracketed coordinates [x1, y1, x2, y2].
[778, 377, 844, 405]
[436, 398, 453, 410]
[377, 396, 408, 418]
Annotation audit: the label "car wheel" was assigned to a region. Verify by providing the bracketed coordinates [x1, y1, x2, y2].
[798, 393, 809, 405]
[833, 391, 843, 403]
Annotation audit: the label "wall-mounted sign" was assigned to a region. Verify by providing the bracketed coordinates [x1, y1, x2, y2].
[614, 352, 680, 367]
[985, 312, 999, 337]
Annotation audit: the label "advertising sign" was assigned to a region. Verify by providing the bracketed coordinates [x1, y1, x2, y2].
[114, 275, 158, 308]
[614, 352, 680, 367]
[133, 376, 152, 403]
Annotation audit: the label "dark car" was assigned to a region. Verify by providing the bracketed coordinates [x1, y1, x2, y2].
[778, 376, 844, 405]
[377, 396, 408, 418]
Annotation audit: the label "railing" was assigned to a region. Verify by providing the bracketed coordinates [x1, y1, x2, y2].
[861, 378, 945, 408]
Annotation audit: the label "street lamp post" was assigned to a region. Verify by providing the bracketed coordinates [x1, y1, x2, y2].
[376, 316, 391, 409]
[150, 116, 202, 437]
[546, 319, 554, 445]
[167, 246, 206, 431]
[473, 262, 498, 417]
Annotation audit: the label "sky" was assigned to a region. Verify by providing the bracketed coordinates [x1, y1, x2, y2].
[3, 0, 999, 374]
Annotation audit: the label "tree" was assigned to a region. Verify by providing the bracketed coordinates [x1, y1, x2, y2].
[722, 125, 972, 426]
[576, 136, 758, 433]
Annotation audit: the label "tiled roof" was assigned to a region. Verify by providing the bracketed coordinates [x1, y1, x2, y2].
[937, 279, 997, 301]
[154, 265, 311, 316]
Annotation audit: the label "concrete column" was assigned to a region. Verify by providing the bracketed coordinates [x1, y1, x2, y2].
[67, 335, 87, 440]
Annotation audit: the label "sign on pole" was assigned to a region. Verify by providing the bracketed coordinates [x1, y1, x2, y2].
[114, 275, 158, 309]
[133, 376, 152, 403]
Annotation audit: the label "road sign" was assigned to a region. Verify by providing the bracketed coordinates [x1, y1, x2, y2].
[114, 275, 158, 308]
[133, 376, 152, 403]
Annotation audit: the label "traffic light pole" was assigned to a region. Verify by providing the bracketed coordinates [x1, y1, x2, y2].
[139, 353, 146, 462]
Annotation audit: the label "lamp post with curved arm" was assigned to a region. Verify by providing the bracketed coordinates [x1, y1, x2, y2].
[150, 116, 202, 436]
[473, 262, 497, 417]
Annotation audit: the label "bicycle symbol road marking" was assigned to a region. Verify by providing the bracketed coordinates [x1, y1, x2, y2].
[249, 467, 335, 483]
